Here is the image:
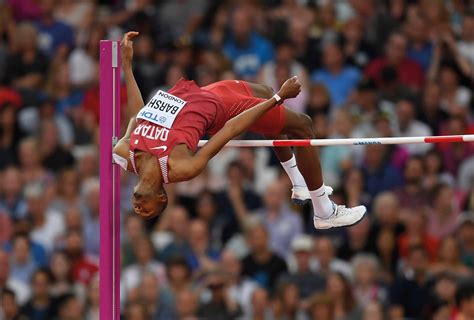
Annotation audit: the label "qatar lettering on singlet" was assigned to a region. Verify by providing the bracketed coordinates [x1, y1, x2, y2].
[137, 90, 187, 129]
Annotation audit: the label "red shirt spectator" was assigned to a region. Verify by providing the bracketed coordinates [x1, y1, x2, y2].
[365, 32, 424, 90]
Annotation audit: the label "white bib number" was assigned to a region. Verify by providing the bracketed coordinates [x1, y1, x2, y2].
[137, 90, 186, 129]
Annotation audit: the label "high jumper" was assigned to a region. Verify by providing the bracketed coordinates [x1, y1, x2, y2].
[112, 31, 366, 229]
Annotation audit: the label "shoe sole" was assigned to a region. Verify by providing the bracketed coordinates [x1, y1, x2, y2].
[314, 209, 367, 230]
[291, 198, 312, 206]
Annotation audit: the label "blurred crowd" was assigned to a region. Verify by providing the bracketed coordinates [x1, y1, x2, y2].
[0, 0, 474, 319]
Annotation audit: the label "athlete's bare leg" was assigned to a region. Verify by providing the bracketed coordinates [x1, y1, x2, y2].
[246, 82, 366, 228]
[280, 109, 323, 190]
[247, 83, 293, 163]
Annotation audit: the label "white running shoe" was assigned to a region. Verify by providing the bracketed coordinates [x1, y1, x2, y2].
[291, 185, 334, 205]
[313, 202, 367, 229]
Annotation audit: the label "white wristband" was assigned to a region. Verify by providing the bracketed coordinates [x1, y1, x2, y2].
[272, 93, 283, 105]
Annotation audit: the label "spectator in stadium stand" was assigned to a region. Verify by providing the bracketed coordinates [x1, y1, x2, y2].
[63, 230, 98, 287]
[439, 116, 474, 176]
[157, 206, 192, 263]
[418, 82, 450, 135]
[311, 40, 361, 108]
[341, 16, 374, 70]
[175, 288, 199, 320]
[340, 168, 371, 210]
[223, 5, 274, 80]
[396, 99, 433, 155]
[195, 190, 227, 250]
[312, 236, 352, 279]
[457, 12, 474, 67]
[453, 280, 474, 320]
[123, 301, 148, 320]
[257, 40, 309, 113]
[121, 236, 166, 304]
[405, 15, 434, 72]
[25, 182, 64, 254]
[431, 272, 458, 316]
[251, 181, 303, 259]
[0, 249, 29, 306]
[431, 236, 472, 277]
[280, 234, 326, 300]
[44, 62, 84, 118]
[84, 275, 99, 320]
[121, 214, 145, 267]
[306, 292, 334, 320]
[197, 271, 242, 319]
[273, 281, 305, 320]
[3, 22, 49, 91]
[423, 149, 455, 191]
[457, 214, 474, 269]
[0, 103, 25, 169]
[394, 155, 429, 209]
[361, 144, 403, 198]
[219, 160, 262, 241]
[9, 234, 38, 285]
[164, 256, 192, 297]
[135, 272, 176, 320]
[428, 183, 462, 239]
[241, 220, 287, 292]
[33, 0, 74, 57]
[365, 32, 425, 90]
[219, 249, 258, 315]
[48, 250, 74, 297]
[49, 168, 80, 213]
[338, 218, 371, 261]
[38, 120, 75, 173]
[185, 219, 220, 273]
[398, 209, 440, 262]
[305, 83, 331, 116]
[21, 268, 56, 320]
[351, 253, 388, 308]
[325, 271, 362, 319]
[17, 138, 50, 185]
[389, 245, 432, 319]
[0, 166, 28, 219]
[0, 288, 28, 320]
[437, 64, 472, 112]
[247, 287, 272, 320]
[82, 178, 101, 257]
[55, 293, 84, 320]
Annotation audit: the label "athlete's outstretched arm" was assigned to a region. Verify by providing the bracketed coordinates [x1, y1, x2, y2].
[121, 31, 144, 118]
[180, 77, 302, 180]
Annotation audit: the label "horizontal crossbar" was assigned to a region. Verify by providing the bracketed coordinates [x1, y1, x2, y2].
[197, 134, 474, 147]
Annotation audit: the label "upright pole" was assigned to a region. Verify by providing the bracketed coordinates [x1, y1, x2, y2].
[100, 40, 121, 320]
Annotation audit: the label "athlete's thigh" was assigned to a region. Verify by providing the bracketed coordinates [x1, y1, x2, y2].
[280, 106, 313, 137]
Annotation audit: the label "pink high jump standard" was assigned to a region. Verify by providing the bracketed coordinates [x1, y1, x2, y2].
[99, 40, 474, 319]
[100, 40, 121, 320]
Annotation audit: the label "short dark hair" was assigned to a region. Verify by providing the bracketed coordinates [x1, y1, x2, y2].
[31, 267, 54, 284]
[456, 281, 474, 307]
[0, 288, 16, 300]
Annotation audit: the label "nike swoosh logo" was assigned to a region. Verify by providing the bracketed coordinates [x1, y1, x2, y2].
[317, 192, 326, 197]
[290, 165, 297, 168]
[150, 146, 168, 152]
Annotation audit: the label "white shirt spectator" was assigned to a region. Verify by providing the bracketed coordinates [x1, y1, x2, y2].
[30, 209, 65, 253]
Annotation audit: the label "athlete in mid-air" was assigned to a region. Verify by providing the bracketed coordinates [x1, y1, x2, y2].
[113, 32, 366, 229]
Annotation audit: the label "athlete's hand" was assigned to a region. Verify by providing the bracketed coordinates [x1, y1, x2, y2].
[277, 76, 301, 100]
[121, 31, 139, 68]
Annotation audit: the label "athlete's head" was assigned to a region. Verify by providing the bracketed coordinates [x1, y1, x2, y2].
[132, 182, 168, 219]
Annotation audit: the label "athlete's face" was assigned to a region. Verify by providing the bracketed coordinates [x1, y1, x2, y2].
[132, 188, 167, 219]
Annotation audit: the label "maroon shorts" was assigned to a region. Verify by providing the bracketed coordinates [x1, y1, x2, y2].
[202, 80, 286, 135]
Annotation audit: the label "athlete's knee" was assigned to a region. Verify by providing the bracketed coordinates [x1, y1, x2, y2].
[292, 113, 314, 138]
